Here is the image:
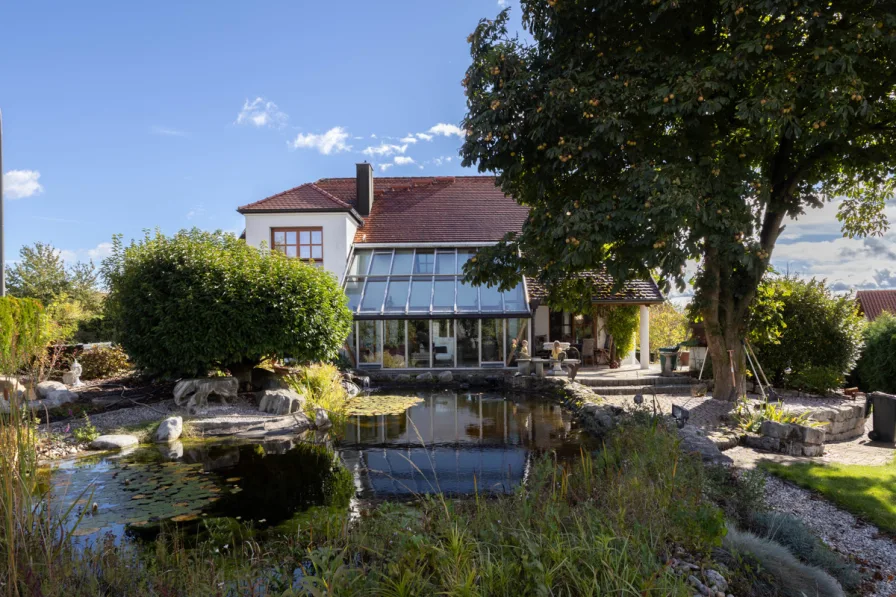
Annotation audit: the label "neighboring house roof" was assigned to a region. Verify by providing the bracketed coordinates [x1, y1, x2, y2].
[856, 290, 896, 321]
[527, 270, 664, 305]
[237, 182, 355, 214]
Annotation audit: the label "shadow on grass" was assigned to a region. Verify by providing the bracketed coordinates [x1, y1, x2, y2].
[761, 455, 896, 534]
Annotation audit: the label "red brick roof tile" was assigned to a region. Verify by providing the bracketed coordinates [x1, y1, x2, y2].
[237, 182, 353, 213]
[856, 290, 896, 321]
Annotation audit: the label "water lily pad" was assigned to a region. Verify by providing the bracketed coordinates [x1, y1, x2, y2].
[346, 395, 424, 416]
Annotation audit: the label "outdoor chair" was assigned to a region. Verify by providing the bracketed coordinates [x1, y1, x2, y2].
[581, 338, 595, 366]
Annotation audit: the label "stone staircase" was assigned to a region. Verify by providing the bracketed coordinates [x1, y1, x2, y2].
[577, 373, 699, 397]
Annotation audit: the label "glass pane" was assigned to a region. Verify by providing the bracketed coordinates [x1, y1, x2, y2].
[383, 278, 410, 312]
[273, 231, 286, 244]
[456, 249, 476, 273]
[480, 284, 503, 311]
[456, 320, 479, 367]
[358, 321, 382, 365]
[503, 283, 527, 312]
[408, 278, 433, 311]
[432, 319, 455, 367]
[343, 324, 356, 365]
[350, 250, 372, 276]
[311, 230, 322, 244]
[383, 320, 407, 368]
[432, 279, 456, 311]
[481, 319, 504, 363]
[506, 318, 529, 365]
[286, 246, 297, 258]
[299, 246, 310, 259]
[360, 280, 388, 312]
[344, 278, 363, 312]
[456, 280, 479, 311]
[435, 250, 456, 274]
[414, 250, 434, 274]
[369, 252, 393, 275]
[408, 320, 431, 368]
[391, 250, 414, 274]
[286, 231, 297, 244]
[311, 245, 322, 259]
[299, 231, 310, 244]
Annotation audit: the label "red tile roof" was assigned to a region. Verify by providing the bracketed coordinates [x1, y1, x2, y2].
[527, 270, 664, 305]
[238, 175, 529, 244]
[856, 290, 896, 321]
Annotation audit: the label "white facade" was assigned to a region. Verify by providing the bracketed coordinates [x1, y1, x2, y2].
[243, 212, 359, 282]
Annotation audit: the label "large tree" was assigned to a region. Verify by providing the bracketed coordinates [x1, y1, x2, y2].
[5, 242, 100, 309]
[461, 0, 895, 398]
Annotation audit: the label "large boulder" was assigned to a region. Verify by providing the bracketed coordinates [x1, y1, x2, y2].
[258, 389, 305, 415]
[89, 435, 139, 450]
[438, 371, 454, 383]
[415, 372, 434, 383]
[678, 425, 734, 466]
[154, 416, 183, 443]
[36, 380, 66, 399]
[173, 377, 238, 413]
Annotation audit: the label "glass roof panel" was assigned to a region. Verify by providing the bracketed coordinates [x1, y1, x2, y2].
[435, 250, 456, 275]
[480, 284, 503, 311]
[360, 279, 388, 312]
[413, 251, 434, 274]
[349, 250, 372, 276]
[345, 278, 363, 312]
[502, 283, 527, 312]
[432, 279, 456, 311]
[408, 278, 433, 311]
[383, 278, 410, 312]
[369, 252, 393, 275]
[391, 250, 414, 274]
[456, 281, 479, 312]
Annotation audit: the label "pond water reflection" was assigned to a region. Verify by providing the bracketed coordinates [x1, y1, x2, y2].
[338, 391, 594, 498]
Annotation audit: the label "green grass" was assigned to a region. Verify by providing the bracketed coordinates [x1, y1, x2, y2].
[762, 456, 896, 534]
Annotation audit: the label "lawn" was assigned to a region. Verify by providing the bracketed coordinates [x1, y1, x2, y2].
[762, 456, 896, 534]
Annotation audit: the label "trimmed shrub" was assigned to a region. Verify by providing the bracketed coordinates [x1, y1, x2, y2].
[749, 511, 863, 593]
[78, 345, 131, 380]
[751, 277, 864, 393]
[0, 296, 47, 373]
[855, 311, 896, 393]
[101, 230, 354, 377]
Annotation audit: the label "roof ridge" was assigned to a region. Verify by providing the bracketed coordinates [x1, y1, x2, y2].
[237, 182, 352, 212]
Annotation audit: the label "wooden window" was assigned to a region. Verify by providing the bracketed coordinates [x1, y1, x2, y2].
[271, 227, 323, 263]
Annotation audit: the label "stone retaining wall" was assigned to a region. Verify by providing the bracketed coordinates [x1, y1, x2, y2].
[744, 420, 826, 457]
[792, 402, 867, 443]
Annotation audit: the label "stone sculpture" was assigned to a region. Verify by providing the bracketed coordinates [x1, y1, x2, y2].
[63, 360, 83, 387]
[173, 377, 238, 413]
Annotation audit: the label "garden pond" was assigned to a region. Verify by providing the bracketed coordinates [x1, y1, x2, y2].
[47, 390, 595, 541]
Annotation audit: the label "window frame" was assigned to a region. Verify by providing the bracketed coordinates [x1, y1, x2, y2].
[271, 227, 324, 264]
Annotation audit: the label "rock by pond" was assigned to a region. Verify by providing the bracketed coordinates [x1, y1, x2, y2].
[90, 435, 140, 450]
[154, 416, 183, 443]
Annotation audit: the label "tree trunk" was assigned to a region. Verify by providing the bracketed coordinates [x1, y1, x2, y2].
[705, 326, 747, 401]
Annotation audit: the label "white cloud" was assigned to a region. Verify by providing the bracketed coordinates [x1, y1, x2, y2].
[428, 123, 465, 138]
[87, 242, 113, 261]
[378, 163, 393, 172]
[431, 156, 454, 166]
[186, 205, 206, 220]
[415, 133, 434, 141]
[290, 127, 352, 155]
[3, 170, 43, 199]
[399, 134, 418, 144]
[57, 242, 113, 265]
[151, 126, 188, 137]
[362, 143, 408, 157]
[394, 156, 415, 166]
[235, 97, 288, 128]
[498, 0, 507, 5]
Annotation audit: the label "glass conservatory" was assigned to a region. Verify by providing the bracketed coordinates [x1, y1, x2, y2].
[343, 248, 531, 369]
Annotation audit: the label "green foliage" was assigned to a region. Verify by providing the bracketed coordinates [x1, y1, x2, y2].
[78, 345, 131, 380]
[703, 466, 767, 528]
[763, 456, 896, 534]
[855, 311, 896, 393]
[720, 527, 845, 597]
[286, 363, 348, 424]
[600, 305, 639, 359]
[460, 0, 896, 394]
[732, 396, 814, 433]
[101, 230, 354, 377]
[646, 301, 688, 353]
[72, 412, 99, 443]
[750, 276, 865, 392]
[748, 511, 863, 593]
[0, 296, 48, 373]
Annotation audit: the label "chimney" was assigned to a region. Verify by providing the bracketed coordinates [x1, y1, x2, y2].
[356, 163, 374, 216]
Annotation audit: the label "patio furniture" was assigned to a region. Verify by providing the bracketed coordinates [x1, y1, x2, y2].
[580, 338, 596, 366]
[595, 336, 612, 365]
[530, 357, 548, 378]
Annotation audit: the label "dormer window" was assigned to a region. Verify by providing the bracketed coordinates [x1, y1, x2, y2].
[271, 227, 323, 264]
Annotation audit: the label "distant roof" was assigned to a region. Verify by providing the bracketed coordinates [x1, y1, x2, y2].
[856, 290, 896, 320]
[527, 270, 664, 305]
[238, 175, 529, 244]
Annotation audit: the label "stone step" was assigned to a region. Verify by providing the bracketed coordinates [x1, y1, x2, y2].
[588, 384, 696, 396]
[577, 375, 695, 388]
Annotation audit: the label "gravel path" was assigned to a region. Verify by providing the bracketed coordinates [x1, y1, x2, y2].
[764, 474, 896, 597]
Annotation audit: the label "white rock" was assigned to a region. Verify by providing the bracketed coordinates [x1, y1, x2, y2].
[36, 380, 66, 399]
[89, 435, 139, 450]
[314, 407, 332, 430]
[157, 440, 184, 460]
[154, 416, 183, 443]
[258, 389, 305, 415]
[45, 389, 77, 405]
[705, 570, 728, 592]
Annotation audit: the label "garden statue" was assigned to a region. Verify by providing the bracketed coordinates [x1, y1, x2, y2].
[520, 340, 530, 357]
[63, 360, 83, 387]
[173, 377, 238, 414]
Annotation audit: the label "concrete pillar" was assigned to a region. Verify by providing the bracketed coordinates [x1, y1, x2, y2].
[639, 304, 650, 370]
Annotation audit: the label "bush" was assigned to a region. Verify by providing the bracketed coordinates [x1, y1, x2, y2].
[71, 412, 100, 443]
[855, 311, 896, 393]
[0, 296, 47, 373]
[748, 511, 863, 593]
[750, 277, 864, 393]
[704, 466, 767, 528]
[101, 230, 354, 377]
[731, 396, 814, 433]
[286, 363, 348, 424]
[78, 345, 131, 380]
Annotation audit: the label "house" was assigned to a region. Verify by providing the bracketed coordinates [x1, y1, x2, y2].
[856, 289, 896, 321]
[238, 163, 663, 370]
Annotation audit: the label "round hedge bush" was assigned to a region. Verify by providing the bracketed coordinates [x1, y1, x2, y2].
[102, 229, 353, 377]
[856, 311, 896, 393]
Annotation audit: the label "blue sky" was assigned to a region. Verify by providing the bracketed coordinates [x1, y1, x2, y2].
[2, 0, 893, 292]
